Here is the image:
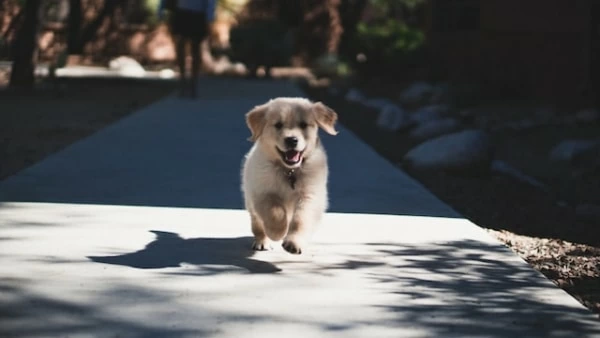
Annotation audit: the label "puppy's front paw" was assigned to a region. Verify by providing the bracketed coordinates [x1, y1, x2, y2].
[252, 238, 272, 251]
[282, 239, 302, 254]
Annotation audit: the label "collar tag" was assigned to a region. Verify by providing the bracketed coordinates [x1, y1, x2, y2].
[287, 170, 296, 189]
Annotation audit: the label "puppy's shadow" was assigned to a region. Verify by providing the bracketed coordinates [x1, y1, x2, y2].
[88, 231, 281, 274]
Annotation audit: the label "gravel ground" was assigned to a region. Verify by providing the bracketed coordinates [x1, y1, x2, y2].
[490, 229, 600, 314]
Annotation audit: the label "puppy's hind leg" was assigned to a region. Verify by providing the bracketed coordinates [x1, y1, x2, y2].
[250, 213, 271, 251]
[256, 194, 289, 242]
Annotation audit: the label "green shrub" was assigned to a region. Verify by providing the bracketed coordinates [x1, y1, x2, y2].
[355, 19, 425, 69]
[312, 53, 353, 79]
[144, 0, 161, 25]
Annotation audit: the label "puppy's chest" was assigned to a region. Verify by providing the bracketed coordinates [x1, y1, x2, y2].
[266, 168, 308, 194]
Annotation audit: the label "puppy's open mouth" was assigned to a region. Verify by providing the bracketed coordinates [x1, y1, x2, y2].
[277, 148, 304, 166]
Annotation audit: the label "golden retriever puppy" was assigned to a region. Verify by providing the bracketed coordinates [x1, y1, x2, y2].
[241, 97, 338, 254]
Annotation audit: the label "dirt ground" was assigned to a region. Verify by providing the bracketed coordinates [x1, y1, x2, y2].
[302, 83, 600, 317]
[0, 77, 176, 180]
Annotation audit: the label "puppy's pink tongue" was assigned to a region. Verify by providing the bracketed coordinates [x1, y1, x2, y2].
[286, 151, 300, 162]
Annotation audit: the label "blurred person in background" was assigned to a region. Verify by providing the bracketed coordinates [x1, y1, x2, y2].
[158, 0, 217, 98]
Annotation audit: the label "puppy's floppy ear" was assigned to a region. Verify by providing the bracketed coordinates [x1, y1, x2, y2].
[313, 102, 338, 136]
[245, 103, 269, 141]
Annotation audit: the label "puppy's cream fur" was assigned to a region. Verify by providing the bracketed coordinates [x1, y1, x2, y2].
[241, 97, 337, 254]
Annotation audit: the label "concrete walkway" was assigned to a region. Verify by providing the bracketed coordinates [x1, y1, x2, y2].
[1, 77, 599, 337]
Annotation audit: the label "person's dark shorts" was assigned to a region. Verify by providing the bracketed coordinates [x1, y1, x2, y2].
[169, 9, 208, 40]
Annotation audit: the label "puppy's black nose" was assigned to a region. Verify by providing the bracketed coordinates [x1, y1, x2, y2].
[284, 136, 298, 149]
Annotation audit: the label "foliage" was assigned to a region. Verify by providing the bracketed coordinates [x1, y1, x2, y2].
[356, 19, 424, 59]
[347, 0, 427, 77]
[313, 53, 353, 78]
[143, 0, 160, 24]
[369, 0, 426, 13]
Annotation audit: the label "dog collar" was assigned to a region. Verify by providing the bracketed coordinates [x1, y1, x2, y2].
[286, 169, 296, 189]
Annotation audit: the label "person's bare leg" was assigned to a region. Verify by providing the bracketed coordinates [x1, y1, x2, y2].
[175, 36, 188, 97]
[190, 37, 201, 99]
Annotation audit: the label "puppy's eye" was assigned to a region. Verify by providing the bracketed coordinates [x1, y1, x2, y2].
[299, 121, 308, 129]
[274, 122, 283, 130]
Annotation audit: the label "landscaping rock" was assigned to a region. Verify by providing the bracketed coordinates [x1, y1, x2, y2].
[108, 56, 146, 77]
[344, 88, 365, 103]
[399, 81, 433, 105]
[410, 104, 450, 125]
[409, 118, 462, 141]
[363, 97, 395, 110]
[375, 104, 413, 131]
[550, 139, 600, 162]
[403, 129, 493, 174]
[159, 69, 176, 79]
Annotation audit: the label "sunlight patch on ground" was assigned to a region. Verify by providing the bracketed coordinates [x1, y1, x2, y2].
[2, 202, 598, 337]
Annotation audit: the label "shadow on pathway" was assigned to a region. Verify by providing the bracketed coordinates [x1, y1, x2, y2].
[0, 78, 459, 218]
[88, 231, 281, 274]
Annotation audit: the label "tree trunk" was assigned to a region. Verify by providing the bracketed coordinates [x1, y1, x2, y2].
[1, 7, 24, 42]
[9, 0, 42, 89]
[67, 0, 120, 55]
[338, 0, 367, 58]
[294, 0, 343, 63]
[67, 0, 82, 54]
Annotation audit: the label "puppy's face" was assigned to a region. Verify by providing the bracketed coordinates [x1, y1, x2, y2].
[246, 98, 338, 169]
